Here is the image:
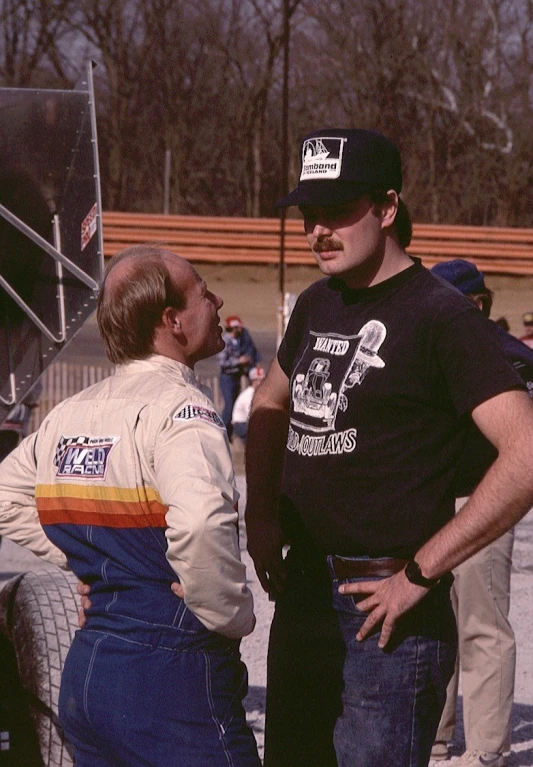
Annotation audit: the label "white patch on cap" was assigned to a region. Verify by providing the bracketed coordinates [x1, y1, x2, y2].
[300, 136, 346, 181]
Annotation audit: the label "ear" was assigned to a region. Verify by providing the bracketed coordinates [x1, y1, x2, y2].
[162, 307, 182, 334]
[379, 190, 399, 230]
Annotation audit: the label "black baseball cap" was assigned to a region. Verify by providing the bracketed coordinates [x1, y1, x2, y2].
[276, 128, 403, 208]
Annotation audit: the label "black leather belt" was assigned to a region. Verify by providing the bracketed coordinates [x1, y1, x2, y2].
[330, 555, 409, 580]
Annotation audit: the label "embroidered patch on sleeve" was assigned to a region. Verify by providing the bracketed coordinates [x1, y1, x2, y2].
[173, 405, 225, 429]
[54, 435, 119, 479]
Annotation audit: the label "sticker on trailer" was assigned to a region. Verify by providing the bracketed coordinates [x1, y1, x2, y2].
[81, 203, 98, 251]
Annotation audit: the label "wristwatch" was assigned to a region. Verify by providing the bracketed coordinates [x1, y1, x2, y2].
[404, 560, 440, 588]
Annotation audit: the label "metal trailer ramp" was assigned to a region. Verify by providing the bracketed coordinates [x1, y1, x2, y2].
[0, 63, 104, 425]
[0, 64, 104, 766]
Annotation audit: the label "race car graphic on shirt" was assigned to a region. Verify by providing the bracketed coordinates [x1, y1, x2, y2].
[290, 320, 386, 433]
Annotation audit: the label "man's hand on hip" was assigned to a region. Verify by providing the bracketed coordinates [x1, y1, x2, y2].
[76, 580, 92, 628]
[246, 512, 288, 598]
[170, 582, 185, 599]
[339, 571, 429, 648]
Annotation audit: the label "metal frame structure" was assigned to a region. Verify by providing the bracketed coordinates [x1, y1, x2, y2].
[0, 63, 104, 424]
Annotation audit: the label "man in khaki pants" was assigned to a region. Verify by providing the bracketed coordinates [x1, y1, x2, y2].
[431, 259, 533, 767]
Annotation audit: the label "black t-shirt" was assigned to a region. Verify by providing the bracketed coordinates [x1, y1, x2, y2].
[277, 259, 524, 558]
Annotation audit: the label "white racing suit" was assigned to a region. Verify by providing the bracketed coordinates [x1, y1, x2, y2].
[0, 355, 259, 766]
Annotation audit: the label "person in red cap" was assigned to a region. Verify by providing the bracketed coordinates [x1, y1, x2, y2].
[244, 127, 533, 767]
[217, 314, 259, 439]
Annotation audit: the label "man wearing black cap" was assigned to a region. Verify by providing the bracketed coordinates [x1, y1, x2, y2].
[430, 259, 533, 767]
[244, 128, 533, 767]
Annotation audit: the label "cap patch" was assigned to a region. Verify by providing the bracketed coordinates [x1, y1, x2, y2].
[300, 136, 346, 181]
[173, 405, 225, 429]
[54, 435, 119, 479]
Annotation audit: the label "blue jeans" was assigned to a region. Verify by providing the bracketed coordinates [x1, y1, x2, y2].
[220, 373, 242, 438]
[59, 628, 260, 766]
[232, 422, 248, 442]
[264, 550, 457, 767]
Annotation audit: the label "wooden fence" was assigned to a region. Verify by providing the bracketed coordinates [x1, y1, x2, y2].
[102, 211, 533, 276]
[29, 362, 223, 433]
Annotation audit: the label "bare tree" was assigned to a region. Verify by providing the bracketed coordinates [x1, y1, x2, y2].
[0, 0, 79, 87]
[287, 0, 533, 226]
[8, 0, 527, 225]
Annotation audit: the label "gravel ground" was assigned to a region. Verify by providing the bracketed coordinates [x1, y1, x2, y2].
[1, 477, 532, 766]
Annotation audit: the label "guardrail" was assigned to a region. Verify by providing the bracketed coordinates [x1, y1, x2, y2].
[102, 212, 533, 276]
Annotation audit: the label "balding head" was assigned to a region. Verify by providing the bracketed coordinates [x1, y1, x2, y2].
[97, 244, 189, 365]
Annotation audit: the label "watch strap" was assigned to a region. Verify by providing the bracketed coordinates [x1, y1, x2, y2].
[404, 560, 440, 588]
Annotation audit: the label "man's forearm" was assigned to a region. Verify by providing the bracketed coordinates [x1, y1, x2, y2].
[244, 359, 292, 594]
[340, 440, 533, 648]
[245, 404, 289, 513]
[415, 440, 533, 581]
[244, 395, 290, 595]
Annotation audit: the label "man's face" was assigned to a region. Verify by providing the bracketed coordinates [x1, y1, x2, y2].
[171, 261, 224, 364]
[300, 197, 385, 287]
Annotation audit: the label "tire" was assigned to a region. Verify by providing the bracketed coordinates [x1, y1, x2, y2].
[0, 569, 78, 766]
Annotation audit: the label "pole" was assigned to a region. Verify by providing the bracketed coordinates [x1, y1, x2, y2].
[163, 148, 171, 214]
[277, 0, 290, 348]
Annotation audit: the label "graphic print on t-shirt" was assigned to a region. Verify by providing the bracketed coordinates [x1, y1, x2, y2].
[290, 320, 386, 433]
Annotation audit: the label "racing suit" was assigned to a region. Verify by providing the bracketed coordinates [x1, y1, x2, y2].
[0, 355, 259, 766]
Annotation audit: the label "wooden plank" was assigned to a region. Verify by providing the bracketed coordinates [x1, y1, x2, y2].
[102, 211, 533, 243]
[100, 211, 533, 275]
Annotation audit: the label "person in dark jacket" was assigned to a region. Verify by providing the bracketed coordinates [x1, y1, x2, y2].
[217, 315, 259, 439]
[430, 259, 533, 767]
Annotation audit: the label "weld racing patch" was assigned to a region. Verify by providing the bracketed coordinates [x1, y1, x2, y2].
[54, 435, 119, 479]
[173, 405, 225, 429]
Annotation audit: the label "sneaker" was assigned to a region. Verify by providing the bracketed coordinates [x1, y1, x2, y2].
[431, 741, 449, 760]
[453, 750, 505, 767]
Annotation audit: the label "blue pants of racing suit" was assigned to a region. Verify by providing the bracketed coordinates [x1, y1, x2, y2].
[59, 609, 260, 766]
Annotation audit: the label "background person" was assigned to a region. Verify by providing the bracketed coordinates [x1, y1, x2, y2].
[244, 127, 533, 767]
[0, 245, 260, 767]
[430, 259, 533, 767]
[231, 365, 265, 443]
[217, 314, 259, 439]
[519, 312, 533, 349]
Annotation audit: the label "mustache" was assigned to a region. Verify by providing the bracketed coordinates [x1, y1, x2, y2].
[313, 239, 344, 254]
